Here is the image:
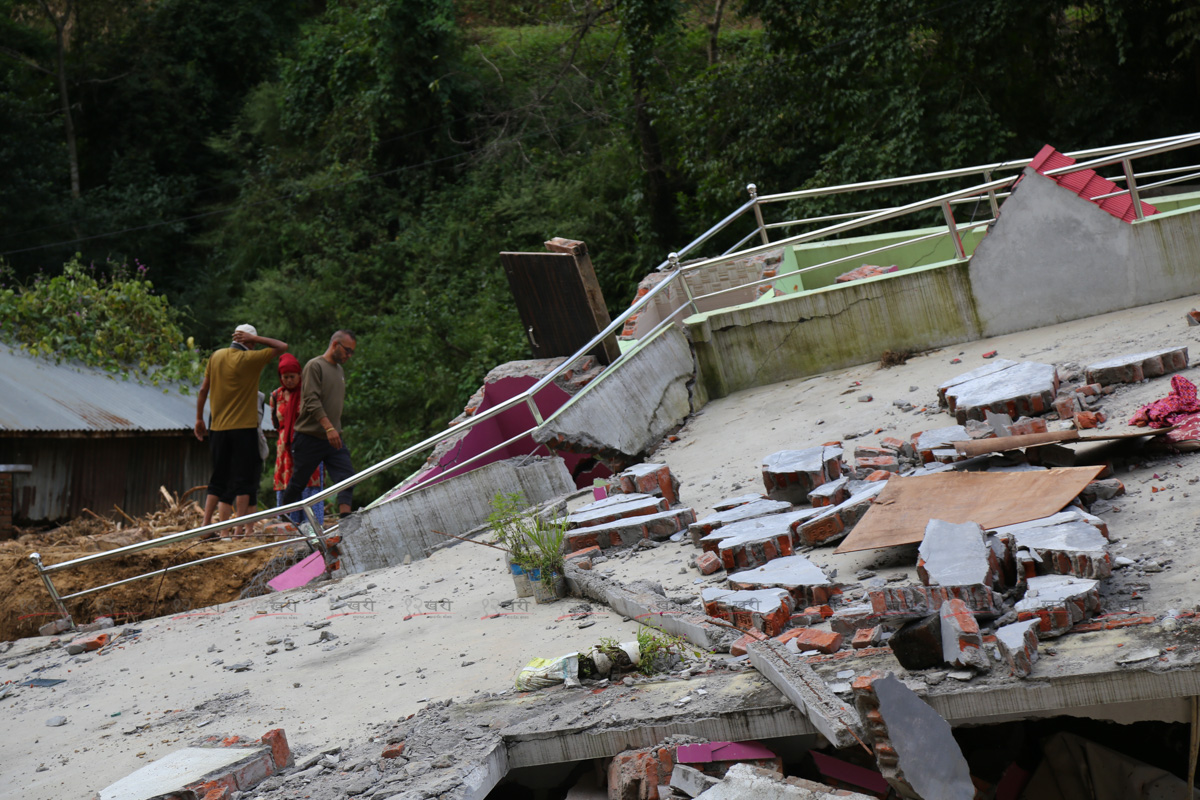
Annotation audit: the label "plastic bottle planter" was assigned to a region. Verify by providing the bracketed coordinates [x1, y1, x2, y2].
[505, 552, 534, 598]
[528, 567, 566, 604]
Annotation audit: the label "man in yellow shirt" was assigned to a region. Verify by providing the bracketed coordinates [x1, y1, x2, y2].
[194, 324, 288, 534]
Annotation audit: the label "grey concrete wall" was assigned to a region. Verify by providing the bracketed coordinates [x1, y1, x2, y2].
[338, 455, 574, 573]
[687, 262, 983, 400]
[534, 324, 696, 463]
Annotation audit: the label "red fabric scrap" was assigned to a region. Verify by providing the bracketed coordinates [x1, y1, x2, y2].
[1130, 375, 1200, 427]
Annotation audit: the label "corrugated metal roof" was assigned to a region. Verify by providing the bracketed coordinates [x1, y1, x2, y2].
[0, 345, 207, 433]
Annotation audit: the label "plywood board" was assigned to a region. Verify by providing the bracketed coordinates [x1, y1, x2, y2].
[833, 466, 1105, 554]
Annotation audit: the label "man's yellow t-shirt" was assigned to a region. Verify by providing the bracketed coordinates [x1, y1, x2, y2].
[205, 347, 275, 431]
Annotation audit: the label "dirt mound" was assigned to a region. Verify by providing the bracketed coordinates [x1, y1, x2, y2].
[0, 489, 295, 642]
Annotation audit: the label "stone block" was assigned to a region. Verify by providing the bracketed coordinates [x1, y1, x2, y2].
[917, 520, 992, 587]
[887, 615, 944, 670]
[1080, 478, 1124, 505]
[1085, 346, 1189, 386]
[851, 626, 882, 649]
[696, 552, 722, 575]
[762, 446, 844, 504]
[995, 620, 1039, 677]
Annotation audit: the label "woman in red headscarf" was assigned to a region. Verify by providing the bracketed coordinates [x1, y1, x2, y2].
[270, 353, 324, 526]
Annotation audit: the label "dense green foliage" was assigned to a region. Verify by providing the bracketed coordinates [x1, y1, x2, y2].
[2, 0, 1200, 502]
[0, 257, 204, 386]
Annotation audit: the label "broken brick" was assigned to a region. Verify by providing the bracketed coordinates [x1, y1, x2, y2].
[775, 628, 843, 654]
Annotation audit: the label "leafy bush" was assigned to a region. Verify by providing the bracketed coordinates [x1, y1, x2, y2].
[0, 256, 204, 389]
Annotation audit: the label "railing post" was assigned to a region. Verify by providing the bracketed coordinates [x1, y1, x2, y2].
[668, 252, 700, 317]
[982, 170, 1000, 218]
[525, 395, 544, 426]
[29, 552, 73, 630]
[748, 183, 770, 245]
[1122, 158, 1145, 221]
[301, 507, 333, 569]
[941, 201, 966, 260]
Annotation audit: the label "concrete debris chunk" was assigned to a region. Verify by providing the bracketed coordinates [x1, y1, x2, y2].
[689, 763, 877, 799]
[855, 674, 975, 800]
[762, 446, 844, 504]
[699, 508, 819, 554]
[1085, 346, 1188, 386]
[1009, 519, 1111, 580]
[794, 482, 886, 547]
[887, 615, 944, 671]
[746, 641, 864, 749]
[565, 507, 697, 551]
[711, 493, 766, 511]
[671, 763, 719, 797]
[939, 598, 989, 671]
[917, 520, 992, 587]
[566, 493, 667, 529]
[937, 358, 1020, 406]
[939, 361, 1059, 424]
[616, 462, 681, 505]
[701, 588, 794, 636]
[689, 499, 794, 547]
[869, 584, 1001, 619]
[807, 476, 849, 508]
[1014, 574, 1101, 637]
[995, 619, 1040, 677]
[911, 425, 970, 463]
[728, 554, 840, 607]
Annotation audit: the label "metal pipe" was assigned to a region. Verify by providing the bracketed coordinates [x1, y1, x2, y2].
[983, 170, 1000, 218]
[748, 184, 770, 245]
[28, 552, 72, 627]
[763, 192, 1011, 229]
[1122, 158, 1145, 221]
[58, 535, 314, 601]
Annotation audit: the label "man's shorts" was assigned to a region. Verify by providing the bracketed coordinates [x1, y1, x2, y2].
[207, 428, 261, 500]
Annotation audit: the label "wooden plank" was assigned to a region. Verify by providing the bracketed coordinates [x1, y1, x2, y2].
[833, 466, 1105, 554]
[952, 426, 1174, 457]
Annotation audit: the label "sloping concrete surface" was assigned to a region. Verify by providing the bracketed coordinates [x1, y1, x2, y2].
[9, 295, 1200, 797]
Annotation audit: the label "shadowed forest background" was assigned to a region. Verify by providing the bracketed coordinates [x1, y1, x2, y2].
[3, 0, 1200, 500]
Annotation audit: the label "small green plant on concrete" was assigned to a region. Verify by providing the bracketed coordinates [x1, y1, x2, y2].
[636, 627, 692, 675]
[487, 491, 567, 586]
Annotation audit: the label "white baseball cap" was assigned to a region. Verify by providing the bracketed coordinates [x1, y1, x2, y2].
[234, 323, 257, 337]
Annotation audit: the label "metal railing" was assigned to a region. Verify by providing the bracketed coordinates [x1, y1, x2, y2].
[28, 131, 1200, 627]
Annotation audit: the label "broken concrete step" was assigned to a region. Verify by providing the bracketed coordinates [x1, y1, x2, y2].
[701, 587, 794, 636]
[1013, 574, 1101, 637]
[567, 493, 667, 529]
[995, 619, 1040, 677]
[616, 463, 681, 505]
[689, 499, 793, 547]
[917, 520, 993, 588]
[711, 493, 766, 511]
[727, 554, 840, 607]
[565, 507, 697, 551]
[762, 446, 844, 504]
[1085, 346, 1188, 386]
[698, 508, 821, 554]
[1010, 519, 1111, 580]
[941, 361, 1059, 424]
[793, 482, 886, 547]
[868, 584, 1002, 619]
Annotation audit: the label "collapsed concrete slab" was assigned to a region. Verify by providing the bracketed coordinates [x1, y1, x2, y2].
[1008, 518, 1111, 580]
[855, 674, 975, 800]
[936, 358, 1020, 406]
[762, 446, 844, 504]
[728, 555, 840, 607]
[339, 456, 574, 572]
[1085, 346, 1188, 386]
[688, 763, 877, 800]
[1014, 574, 1101, 637]
[698, 508, 821, 554]
[940, 361, 1059, 424]
[534, 324, 696, 468]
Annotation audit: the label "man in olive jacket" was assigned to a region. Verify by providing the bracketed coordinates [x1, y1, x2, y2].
[281, 329, 358, 521]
